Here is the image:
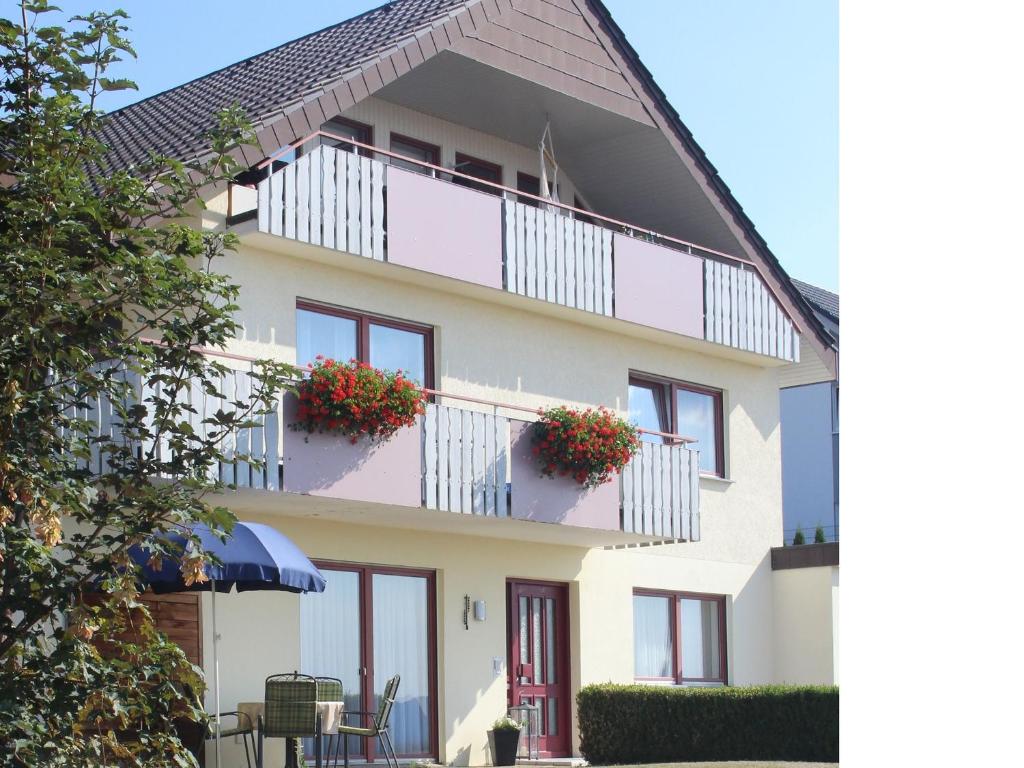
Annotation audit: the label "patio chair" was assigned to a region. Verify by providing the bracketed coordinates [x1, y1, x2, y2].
[207, 711, 256, 768]
[314, 676, 344, 766]
[257, 672, 323, 768]
[336, 673, 401, 768]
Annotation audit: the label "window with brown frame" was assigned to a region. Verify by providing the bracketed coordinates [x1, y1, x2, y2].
[573, 194, 597, 225]
[517, 171, 541, 206]
[628, 373, 725, 476]
[296, 301, 434, 387]
[452, 152, 502, 195]
[319, 116, 374, 157]
[633, 589, 727, 684]
[517, 172, 558, 207]
[300, 562, 439, 759]
[390, 133, 440, 174]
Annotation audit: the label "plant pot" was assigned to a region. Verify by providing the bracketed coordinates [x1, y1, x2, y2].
[489, 727, 522, 766]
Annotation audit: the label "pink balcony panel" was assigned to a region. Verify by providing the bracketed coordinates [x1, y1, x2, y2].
[508, 420, 620, 531]
[385, 167, 503, 289]
[281, 393, 422, 507]
[612, 233, 704, 339]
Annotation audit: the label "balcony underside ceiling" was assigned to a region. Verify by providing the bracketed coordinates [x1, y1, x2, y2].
[218, 487, 682, 548]
[374, 51, 746, 257]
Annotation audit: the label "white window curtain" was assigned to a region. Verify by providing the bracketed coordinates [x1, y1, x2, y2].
[681, 598, 720, 679]
[300, 570, 363, 756]
[633, 595, 672, 678]
[296, 309, 356, 369]
[372, 573, 430, 754]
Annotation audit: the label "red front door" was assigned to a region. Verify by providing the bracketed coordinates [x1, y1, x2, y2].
[507, 580, 571, 757]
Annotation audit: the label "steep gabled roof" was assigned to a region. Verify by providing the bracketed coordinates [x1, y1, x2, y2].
[98, 0, 469, 170]
[96, 0, 837, 373]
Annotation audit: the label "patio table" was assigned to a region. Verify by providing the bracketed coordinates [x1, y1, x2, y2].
[238, 700, 345, 768]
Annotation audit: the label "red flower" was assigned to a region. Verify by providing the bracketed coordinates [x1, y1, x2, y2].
[290, 358, 426, 443]
[531, 405, 639, 488]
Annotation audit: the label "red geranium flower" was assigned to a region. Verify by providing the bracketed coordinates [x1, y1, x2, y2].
[531, 405, 639, 488]
[290, 358, 426, 443]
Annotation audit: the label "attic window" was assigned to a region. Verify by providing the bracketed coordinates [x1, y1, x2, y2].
[452, 153, 501, 196]
[319, 117, 374, 157]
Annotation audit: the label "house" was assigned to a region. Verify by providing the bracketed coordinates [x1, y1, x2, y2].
[95, 0, 840, 764]
[780, 279, 839, 543]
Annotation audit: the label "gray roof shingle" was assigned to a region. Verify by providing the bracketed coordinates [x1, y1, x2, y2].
[792, 278, 838, 321]
[97, 0, 470, 171]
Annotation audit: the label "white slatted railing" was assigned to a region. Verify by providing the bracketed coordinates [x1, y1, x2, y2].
[258, 145, 386, 261]
[422, 403, 509, 517]
[503, 200, 614, 315]
[704, 260, 799, 362]
[75, 363, 280, 490]
[621, 441, 700, 541]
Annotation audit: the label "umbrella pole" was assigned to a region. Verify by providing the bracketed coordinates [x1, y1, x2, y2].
[213, 581, 221, 768]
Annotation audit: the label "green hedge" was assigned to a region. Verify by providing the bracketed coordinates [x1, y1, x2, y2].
[577, 683, 838, 764]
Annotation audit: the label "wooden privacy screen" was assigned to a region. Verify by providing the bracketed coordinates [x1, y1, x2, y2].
[82, 592, 203, 667]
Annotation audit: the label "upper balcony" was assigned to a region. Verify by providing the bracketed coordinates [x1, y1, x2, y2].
[80, 357, 700, 548]
[227, 133, 800, 365]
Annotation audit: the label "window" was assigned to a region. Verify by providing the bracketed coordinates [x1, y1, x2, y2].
[320, 117, 374, 156]
[390, 133, 440, 174]
[300, 563, 438, 758]
[628, 374, 725, 476]
[573, 194, 596, 225]
[296, 301, 433, 386]
[633, 590, 726, 684]
[517, 171, 541, 206]
[452, 152, 502, 195]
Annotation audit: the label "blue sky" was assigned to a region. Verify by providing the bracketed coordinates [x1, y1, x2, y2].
[32, 0, 837, 291]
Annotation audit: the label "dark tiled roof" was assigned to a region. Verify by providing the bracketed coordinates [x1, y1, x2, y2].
[97, 0, 470, 171]
[791, 278, 839, 321]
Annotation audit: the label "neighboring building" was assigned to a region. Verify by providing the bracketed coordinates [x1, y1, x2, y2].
[95, 1, 840, 764]
[779, 280, 839, 543]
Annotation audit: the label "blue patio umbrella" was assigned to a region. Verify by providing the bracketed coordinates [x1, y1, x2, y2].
[129, 522, 326, 768]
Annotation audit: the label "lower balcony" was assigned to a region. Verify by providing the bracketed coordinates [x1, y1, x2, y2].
[81, 365, 699, 547]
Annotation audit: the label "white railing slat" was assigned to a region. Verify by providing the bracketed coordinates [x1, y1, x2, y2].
[600, 229, 613, 316]
[257, 177, 270, 232]
[472, 411, 486, 514]
[359, 155, 373, 258]
[296, 153, 310, 243]
[309, 149, 322, 247]
[321, 148, 336, 249]
[460, 409, 473, 513]
[283, 162, 296, 240]
[437, 405, 450, 512]
[524, 206, 537, 299]
[423, 404, 438, 509]
[504, 202, 517, 294]
[371, 159, 385, 260]
[346, 151, 361, 254]
[269, 171, 284, 236]
[544, 210, 557, 301]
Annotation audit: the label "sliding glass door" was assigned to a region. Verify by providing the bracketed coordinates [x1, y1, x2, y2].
[299, 563, 437, 759]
